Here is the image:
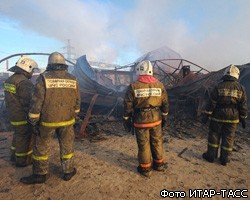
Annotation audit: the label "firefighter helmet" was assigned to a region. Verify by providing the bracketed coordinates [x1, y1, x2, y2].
[224, 64, 240, 80]
[135, 60, 153, 76]
[9, 56, 38, 73]
[48, 52, 66, 65]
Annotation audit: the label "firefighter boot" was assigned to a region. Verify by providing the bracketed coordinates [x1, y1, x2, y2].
[16, 163, 28, 168]
[153, 162, 165, 172]
[137, 166, 152, 177]
[26, 154, 33, 166]
[15, 157, 28, 168]
[20, 174, 47, 184]
[202, 152, 214, 163]
[10, 152, 15, 164]
[63, 168, 77, 181]
[202, 146, 218, 163]
[15, 155, 32, 167]
[220, 150, 231, 166]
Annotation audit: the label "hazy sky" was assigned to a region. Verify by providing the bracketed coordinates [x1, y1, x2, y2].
[0, 0, 249, 71]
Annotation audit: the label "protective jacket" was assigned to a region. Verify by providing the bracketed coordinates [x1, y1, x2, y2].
[124, 75, 169, 127]
[28, 70, 81, 127]
[4, 73, 34, 125]
[204, 75, 248, 123]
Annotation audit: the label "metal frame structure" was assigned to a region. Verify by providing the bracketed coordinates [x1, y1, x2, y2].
[0, 53, 211, 135]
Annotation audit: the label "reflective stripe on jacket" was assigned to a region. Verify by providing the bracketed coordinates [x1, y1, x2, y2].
[124, 77, 169, 127]
[4, 73, 34, 123]
[205, 76, 248, 123]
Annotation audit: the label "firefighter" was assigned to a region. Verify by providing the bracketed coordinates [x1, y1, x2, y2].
[20, 52, 81, 184]
[4, 56, 38, 167]
[201, 64, 248, 166]
[123, 60, 169, 177]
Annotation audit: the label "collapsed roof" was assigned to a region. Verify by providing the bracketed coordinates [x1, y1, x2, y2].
[71, 46, 249, 123]
[71, 46, 210, 119]
[168, 63, 250, 119]
[0, 48, 249, 133]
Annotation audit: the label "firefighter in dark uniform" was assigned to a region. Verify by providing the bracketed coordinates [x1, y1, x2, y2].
[4, 56, 38, 167]
[20, 52, 81, 184]
[123, 60, 169, 177]
[202, 64, 248, 166]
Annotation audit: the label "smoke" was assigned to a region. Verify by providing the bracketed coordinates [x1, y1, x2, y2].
[123, 0, 250, 70]
[0, 0, 249, 70]
[0, 0, 117, 62]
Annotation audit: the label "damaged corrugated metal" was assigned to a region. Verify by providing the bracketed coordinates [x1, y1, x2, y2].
[167, 63, 250, 120]
[71, 53, 211, 124]
[0, 50, 249, 134]
[72, 54, 249, 136]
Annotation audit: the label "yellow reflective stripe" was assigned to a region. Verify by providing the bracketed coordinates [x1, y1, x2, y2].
[32, 154, 49, 161]
[45, 78, 77, 89]
[208, 143, 219, 148]
[222, 146, 233, 151]
[4, 83, 16, 93]
[16, 150, 33, 157]
[75, 109, 80, 113]
[162, 112, 168, 116]
[218, 89, 242, 98]
[211, 117, 239, 123]
[11, 146, 16, 151]
[41, 118, 75, 127]
[11, 121, 27, 126]
[28, 112, 40, 119]
[204, 111, 213, 115]
[61, 153, 74, 159]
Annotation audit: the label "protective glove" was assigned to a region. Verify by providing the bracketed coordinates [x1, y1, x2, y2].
[27, 118, 40, 136]
[240, 118, 246, 129]
[162, 116, 167, 128]
[201, 113, 210, 124]
[123, 117, 132, 133]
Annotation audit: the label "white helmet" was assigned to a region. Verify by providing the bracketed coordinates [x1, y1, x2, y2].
[135, 60, 153, 76]
[48, 52, 66, 65]
[224, 64, 240, 80]
[9, 56, 38, 73]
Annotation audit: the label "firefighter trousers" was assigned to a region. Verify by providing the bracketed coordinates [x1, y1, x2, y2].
[32, 125, 75, 175]
[135, 124, 163, 169]
[11, 124, 33, 165]
[207, 120, 237, 162]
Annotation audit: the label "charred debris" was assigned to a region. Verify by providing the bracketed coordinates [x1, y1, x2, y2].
[0, 51, 250, 137]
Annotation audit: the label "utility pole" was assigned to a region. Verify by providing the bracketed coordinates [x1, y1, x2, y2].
[63, 39, 75, 62]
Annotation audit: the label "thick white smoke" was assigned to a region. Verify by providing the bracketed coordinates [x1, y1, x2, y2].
[0, 0, 249, 70]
